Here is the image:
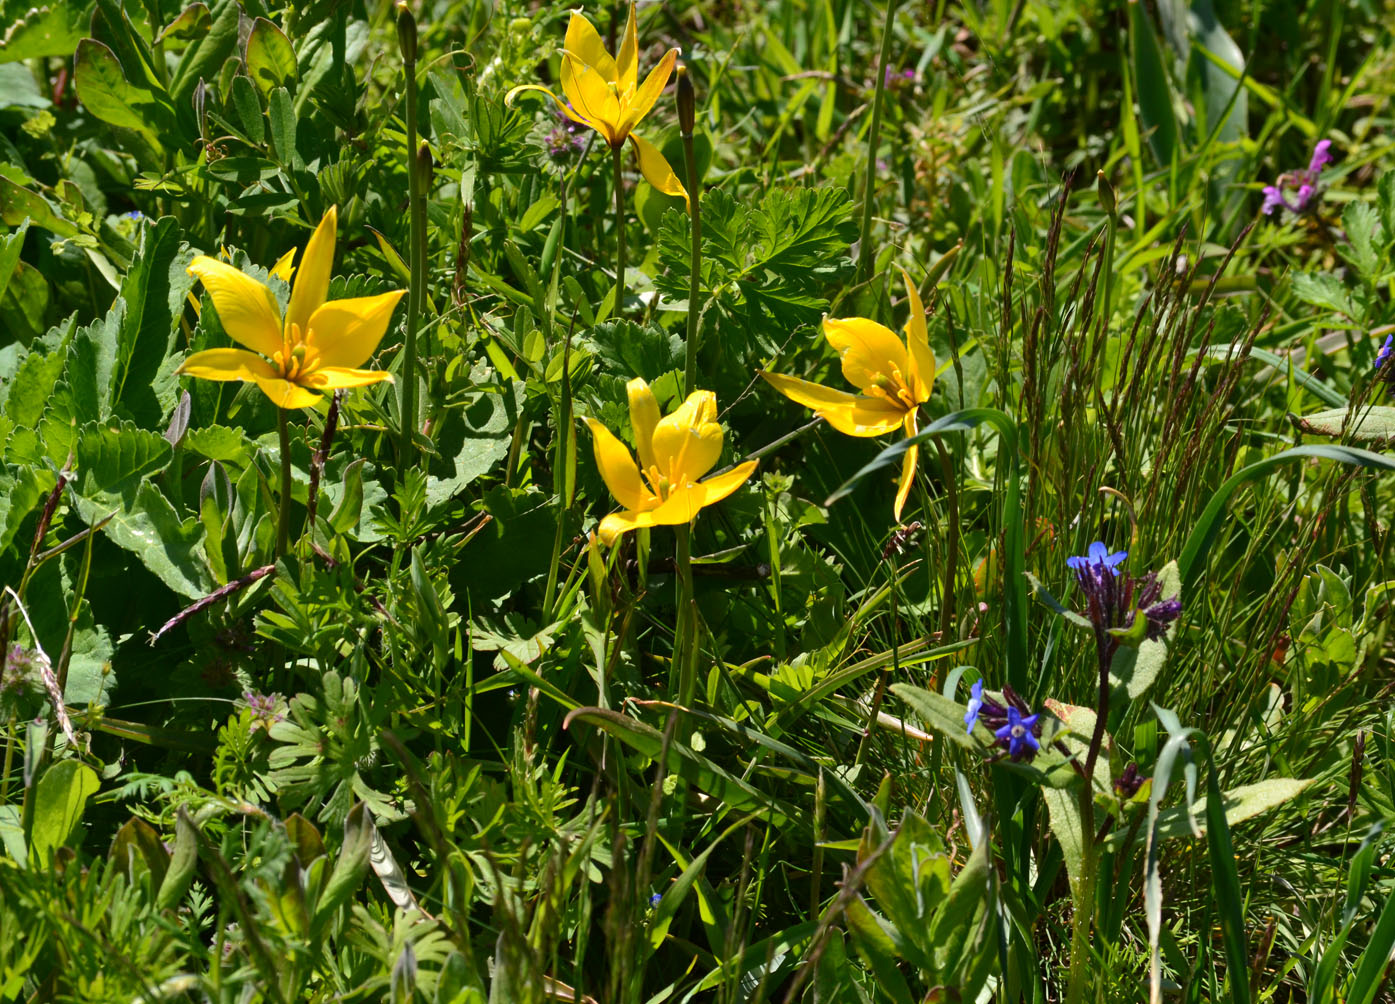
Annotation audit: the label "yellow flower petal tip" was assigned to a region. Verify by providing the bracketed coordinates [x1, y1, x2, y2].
[182, 214, 403, 410]
[586, 377, 756, 545]
[764, 270, 939, 516]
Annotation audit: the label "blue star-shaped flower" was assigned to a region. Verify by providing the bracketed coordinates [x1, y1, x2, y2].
[1377, 335, 1394, 372]
[994, 706, 1041, 760]
[1066, 540, 1127, 572]
[964, 679, 984, 734]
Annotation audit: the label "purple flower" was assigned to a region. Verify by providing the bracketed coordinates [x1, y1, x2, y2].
[964, 679, 984, 733]
[1308, 139, 1333, 174]
[995, 707, 1041, 760]
[1262, 140, 1335, 218]
[1377, 335, 1394, 374]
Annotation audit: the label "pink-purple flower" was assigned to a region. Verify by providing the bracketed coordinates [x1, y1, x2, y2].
[1262, 139, 1333, 217]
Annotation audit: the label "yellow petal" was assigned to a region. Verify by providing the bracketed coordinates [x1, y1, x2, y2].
[177, 347, 280, 382]
[651, 390, 721, 480]
[306, 366, 395, 389]
[186, 256, 283, 357]
[893, 412, 919, 520]
[616, 3, 638, 93]
[823, 316, 909, 395]
[629, 131, 688, 203]
[252, 375, 323, 410]
[617, 47, 677, 138]
[627, 377, 661, 472]
[286, 206, 337, 340]
[564, 10, 618, 82]
[305, 290, 406, 369]
[759, 371, 905, 436]
[506, 82, 599, 133]
[694, 460, 758, 508]
[899, 267, 935, 403]
[597, 508, 653, 546]
[584, 417, 655, 513]
[270, 247, 297, 283]
[562, 52, 620, 144]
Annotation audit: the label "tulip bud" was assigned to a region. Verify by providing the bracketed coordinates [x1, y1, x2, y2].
[396, 1, 417, 65]
[676, 63, 695, 137]
[1096, 169, 1116, 217]
[416, 141, 433, 189]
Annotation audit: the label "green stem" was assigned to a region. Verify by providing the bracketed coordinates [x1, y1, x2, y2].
[398, 43, 423, 465]
[276, 409, 292, 558]
[855, 0, 901, 286]
[675, 524, 698, 706]
[612, 144, 626, 318]
[681, 130, 702, 395]
[1065, 787, 1099, 1004]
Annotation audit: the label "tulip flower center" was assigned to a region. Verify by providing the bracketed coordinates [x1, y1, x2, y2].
[273, 322, 321, 382]
[868, 371, 917, 410]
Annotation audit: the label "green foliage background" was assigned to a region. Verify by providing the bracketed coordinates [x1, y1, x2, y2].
[1, 0, 1394, 1000]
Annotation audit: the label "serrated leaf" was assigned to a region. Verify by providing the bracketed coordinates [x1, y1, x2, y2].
[1290, 272, 1358, 318]
[184, 424, 248, 461]
[1341, 201, 1383, 278]
[74, 481, 210, 599]
[1295, 405, 1395, 443]
[75, 419, 172, 501]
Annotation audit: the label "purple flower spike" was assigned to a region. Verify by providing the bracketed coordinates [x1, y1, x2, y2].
[964, 679, 984, 734]
[994, 706, 1041, 760]
[1261, 186, 1284, 216]
[1308, 139, 1333, 174]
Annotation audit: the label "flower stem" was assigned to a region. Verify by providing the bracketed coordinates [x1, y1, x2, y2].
[675, 523, 698, 707]
[612, 143, 626, 319]
[398, 3, 424, 466]
[276, 408, 292, 558]
[679, 71, 703, 396]
[855, 0, 901, 286]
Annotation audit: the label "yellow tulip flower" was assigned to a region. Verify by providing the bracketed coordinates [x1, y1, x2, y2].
[585, 378, 758, 546]
[761, 269, 934, 520]
[180, 207, 405, 410]
[506, 4, 687, 202]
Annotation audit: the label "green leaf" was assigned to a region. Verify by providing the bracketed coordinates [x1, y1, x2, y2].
[155, 806, 199, 911]
[184, 424, 248, 461]
[845, 898, 917, 1004]
[0, 176, 79, 237]
[168, 0, 241, 116]
[268, 86, 297, 166]
[1294, 405, 1395, 444]
[1128, 0, 1179, 168]
[109, 815, 168, 888]
[246, 17, 298, 94]
[1290, 271, 1358, 318]
[1203, 745, 1251, 1002]
[1341, 201, 1383, 278]
[75, 419, 172, 501]
[1190, 343, 1346, 407]
[74, 481, 210, 599]
[154, 3, 210, 47]
[312, 802, 373, 936]
[1143, 777, 1314, 845]
[1043, 787, 1087, 899]
[0, 3, 89, 64]
[0, 219, 29, 304]
[889, 683, 978, 751]
[28, 760, 99, 861]
[72, 38, 174, 148]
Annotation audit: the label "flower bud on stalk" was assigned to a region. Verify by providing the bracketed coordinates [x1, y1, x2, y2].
[676, 64, 695, 138]
[1096, 170, 1116, 217]
[396, 1, 417, 66]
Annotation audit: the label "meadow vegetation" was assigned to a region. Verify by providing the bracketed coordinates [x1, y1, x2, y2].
[1, 0, 1394, 1000]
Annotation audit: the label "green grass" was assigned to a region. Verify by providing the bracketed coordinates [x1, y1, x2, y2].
[1, 0, 1394, 1000]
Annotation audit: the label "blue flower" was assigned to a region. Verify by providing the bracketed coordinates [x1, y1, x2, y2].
[650, 893, 662, 906]
[994, 706, 1040, 760]
[1377, 335, 1393, 373]
[964, 679, 984, 734]
[1066, 541, 1127, 572]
